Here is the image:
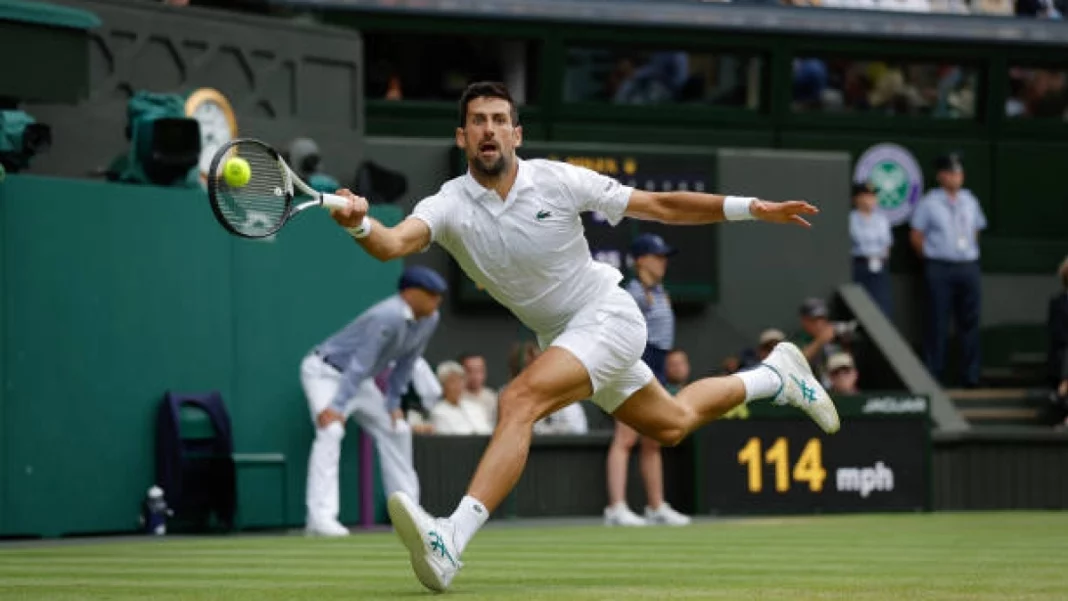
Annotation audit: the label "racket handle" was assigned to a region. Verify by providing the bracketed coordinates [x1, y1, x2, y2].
[320, 193, 349, 209]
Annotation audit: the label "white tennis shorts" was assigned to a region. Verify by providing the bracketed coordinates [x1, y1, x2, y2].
[539, 285, 654, 413]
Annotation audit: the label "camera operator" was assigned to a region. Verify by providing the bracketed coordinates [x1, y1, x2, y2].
[791, 298, 856, 387]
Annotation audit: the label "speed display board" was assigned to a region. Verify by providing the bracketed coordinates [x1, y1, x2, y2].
[698, 394, 930, 515]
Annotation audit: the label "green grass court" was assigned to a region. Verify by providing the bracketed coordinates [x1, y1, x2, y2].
[1, 512, 1064, 600]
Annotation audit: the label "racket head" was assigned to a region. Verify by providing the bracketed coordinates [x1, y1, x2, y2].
[207, 138, 294, 239]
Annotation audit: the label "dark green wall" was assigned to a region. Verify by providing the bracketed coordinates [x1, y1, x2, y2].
[0, 176, 401, 537]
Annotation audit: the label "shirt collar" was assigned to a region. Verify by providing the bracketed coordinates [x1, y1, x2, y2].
[460, 158, 533, 203]
[394, 296, 416, 322]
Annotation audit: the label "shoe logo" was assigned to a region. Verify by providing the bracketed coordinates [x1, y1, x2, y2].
[790, 375, 818, 404]
[427, 530, 458, 568]
[535, 209, 551, 221]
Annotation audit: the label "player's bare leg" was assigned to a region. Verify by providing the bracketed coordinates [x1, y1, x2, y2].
[387, 346, 592, 592]
[465, 346, 593, 510]
[614, 376, 747, 446]
[615, 342, 840, 446]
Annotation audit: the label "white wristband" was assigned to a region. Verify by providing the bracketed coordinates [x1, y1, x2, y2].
[345, 216, 372, 239]
[723, 196, 756, 221]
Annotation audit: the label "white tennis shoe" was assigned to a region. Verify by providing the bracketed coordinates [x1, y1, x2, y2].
[762, 342, 841, 434]
[388, 492, 462, 592]
[303, 518, 349, 537]
[604, 502, 647, 527]
[644, 503, 691, 526]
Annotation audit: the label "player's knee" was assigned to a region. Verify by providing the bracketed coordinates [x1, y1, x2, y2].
[655, 427, 686, 447]
[496, 382, 542, 426]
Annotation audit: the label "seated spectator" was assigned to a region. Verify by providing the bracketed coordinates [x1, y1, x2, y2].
[1048, 257, 1068, 426]
[664, 349, 691, 394]
[758, 329, 786, 361]
[430, 361, 492, 435]
[719, 355, 742, 375]
[459, 352, 498, 426]
[533, 403, 589, 435]
[827, 353, 860, 395]
[792, 298, 846, 387]
[739, 328, 787, 371]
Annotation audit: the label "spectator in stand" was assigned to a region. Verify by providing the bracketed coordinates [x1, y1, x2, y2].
[459, 353, 498, 426]
[827, 352, 860, 395]
[430, 361, 493, 436]
[738, 328, 787, 372]
[910, 153, 987, 388]
[849, 181, 893, 318]
[792, 298, 845, 387]
[663, 349, 691, 394]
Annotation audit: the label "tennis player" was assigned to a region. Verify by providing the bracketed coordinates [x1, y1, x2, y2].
[330, 82, 840, 592]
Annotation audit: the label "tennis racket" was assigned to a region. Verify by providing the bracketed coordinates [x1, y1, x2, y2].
[206, 138, 350, 239]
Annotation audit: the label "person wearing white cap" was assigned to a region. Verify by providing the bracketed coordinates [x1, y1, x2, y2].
[758, 329, 786, 361]
[826, 353, 859, 396]
[430, 361, 493, 435]
[300, 265, 446, 537]
[328, 81, 839, 592]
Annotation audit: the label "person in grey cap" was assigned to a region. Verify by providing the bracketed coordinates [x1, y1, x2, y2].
[300, 265, 446, 536]
[910, 152, 987, 387]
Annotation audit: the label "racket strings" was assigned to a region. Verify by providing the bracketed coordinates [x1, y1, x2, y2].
[210, 143, 290, 237]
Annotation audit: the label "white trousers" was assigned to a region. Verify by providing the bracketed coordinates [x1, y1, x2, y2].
[300, 353, 419, 527]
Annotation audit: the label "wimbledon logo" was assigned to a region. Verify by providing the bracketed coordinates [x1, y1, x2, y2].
[854, 143, 923, 226]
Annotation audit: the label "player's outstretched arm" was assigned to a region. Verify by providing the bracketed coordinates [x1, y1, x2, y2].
[624, 189, 819, 228]
[329, 189, 431, 261]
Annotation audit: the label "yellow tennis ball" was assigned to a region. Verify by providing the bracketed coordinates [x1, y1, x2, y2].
[223, 157, 251, 188]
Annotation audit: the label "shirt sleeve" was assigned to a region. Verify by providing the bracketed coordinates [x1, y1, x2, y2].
[384, 352, 418, 413]
[329, 318, 396, 412]
[882, 215, 894, 249]
[409, 193, 451, 248]
[410, 357, 443, 408]
[385, 316, 438, 411]
[559, 163, 633, 226]
[910, 196, 931, 231]
[972, 194, 988, 231]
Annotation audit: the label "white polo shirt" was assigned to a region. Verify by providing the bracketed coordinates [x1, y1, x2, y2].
[410, 158, 634, 335]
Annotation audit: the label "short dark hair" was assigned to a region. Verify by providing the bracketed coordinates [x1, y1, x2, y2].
[458, 352, 483, 364]
[458, 81, 518, 127]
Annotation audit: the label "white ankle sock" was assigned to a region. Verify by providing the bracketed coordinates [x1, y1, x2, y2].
[734, 365, 783, 402]
[449, 495, 488, 554]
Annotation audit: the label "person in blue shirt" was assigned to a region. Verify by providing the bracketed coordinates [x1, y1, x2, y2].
[300, 265, 446, 536]
[604, 233, 691, 527]
[910, 153, 987, 387]
[849, 181, 893, 318]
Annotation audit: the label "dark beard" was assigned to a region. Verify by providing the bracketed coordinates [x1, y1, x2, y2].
[471, 153, 508, 177]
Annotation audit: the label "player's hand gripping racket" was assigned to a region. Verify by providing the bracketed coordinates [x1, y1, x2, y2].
[206, 138, 351, 239]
